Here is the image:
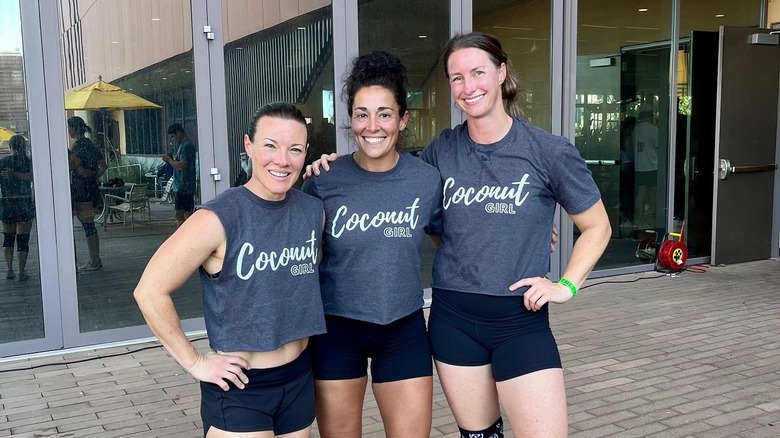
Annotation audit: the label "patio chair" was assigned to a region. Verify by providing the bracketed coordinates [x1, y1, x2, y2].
[104, 183, 150, 231]
[148, 177, 174, 204]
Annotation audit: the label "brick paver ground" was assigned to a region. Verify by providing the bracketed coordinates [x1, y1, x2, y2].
[1, 259, 779, 437]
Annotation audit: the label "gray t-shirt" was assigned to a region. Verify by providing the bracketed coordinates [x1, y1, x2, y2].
[302, 152, 442, 324]
[420, 117, 601, 296]
[198, 186, 326, 352]
[173, 140, 197, 194]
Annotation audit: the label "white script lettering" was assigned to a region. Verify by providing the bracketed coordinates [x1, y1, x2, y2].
[331, 198, 420, 238]
[236, 230, 319, 280]
[442, 175, 531, 210]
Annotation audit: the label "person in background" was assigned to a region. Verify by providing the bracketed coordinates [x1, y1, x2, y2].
[163, 123, 197, 227]
[135, 102, 326, 438]
[632, 105, 659, 228]
[0, 135, 34, 281]
[68, 116, 106, 272]
[302, 51, 441, 438]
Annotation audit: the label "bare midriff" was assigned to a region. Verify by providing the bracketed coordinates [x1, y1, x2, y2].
[218, 338, 309, 369]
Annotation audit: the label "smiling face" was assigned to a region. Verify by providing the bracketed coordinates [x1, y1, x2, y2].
[446, 47, 507, 121]
[243, 116, 308, 201]
[351, 85, 408, 171]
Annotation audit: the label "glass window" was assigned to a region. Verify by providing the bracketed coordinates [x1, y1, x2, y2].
[59, 0, 202, 332]
[357, 0, 450, 288]
[576, 0, 673, 270]
[474, 0, 552, 132]
[0, 0, 44, 343]
[222, 0, 336, 187]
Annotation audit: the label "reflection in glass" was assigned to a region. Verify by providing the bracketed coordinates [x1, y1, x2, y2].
[474, 0, 552, 132]
[357, 0, 449, 288]
[576, 1, 673, 270]
[223, 2, 336, 187]
[0, 0, 44, 343]
[59, 0, 201, 332]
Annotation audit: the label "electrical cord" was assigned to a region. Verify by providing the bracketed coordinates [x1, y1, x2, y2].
[2, 265, 709, 374]
[0, 336, 208, 374]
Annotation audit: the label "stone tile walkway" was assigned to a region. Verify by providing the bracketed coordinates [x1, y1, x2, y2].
[1, 259, 779, 437]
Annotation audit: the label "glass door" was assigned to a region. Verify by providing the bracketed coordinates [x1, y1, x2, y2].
[55, 0, 206, 345]
[575, 0, 673, 271]
[0, 0, 47, 351]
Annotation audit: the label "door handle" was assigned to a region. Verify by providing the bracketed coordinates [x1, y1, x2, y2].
[719, 158, 777, 180]
[585, 159, 619, 166]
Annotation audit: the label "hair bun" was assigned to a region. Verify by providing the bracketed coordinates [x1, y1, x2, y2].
[352, 51, 408, 86]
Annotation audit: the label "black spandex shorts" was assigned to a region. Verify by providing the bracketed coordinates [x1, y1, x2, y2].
[1, 198, 35, 223]
[174, 192, 195, 212]
[71, 180, 100, 204]
[635, 170, 657, 187]
[310, 308, 432, 383]
[200, 349, 315, 436]
[428, 288, 562, 382]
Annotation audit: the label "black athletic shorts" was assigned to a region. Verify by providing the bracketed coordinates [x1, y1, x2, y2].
[174, 191, 195, 212]
[1, 198, 35, 223]
[310, 308, 432, 383]
[200, 349, 315, 436]
[71, 180, 100, 204]
[428, 288, 562, 382]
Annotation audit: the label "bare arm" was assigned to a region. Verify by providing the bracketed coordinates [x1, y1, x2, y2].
[162, 154, 188, 170]
[133, 209, 249, 390]
[510, 200, 611, 311]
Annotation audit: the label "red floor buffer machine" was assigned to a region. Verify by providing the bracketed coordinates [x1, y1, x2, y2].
[635, 222, 688, 272]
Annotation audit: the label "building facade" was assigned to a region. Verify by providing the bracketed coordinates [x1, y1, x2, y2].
[1, 0, 777, 358]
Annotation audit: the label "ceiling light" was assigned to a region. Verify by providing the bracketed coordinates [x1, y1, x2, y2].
[638, 8, 648, 12]
[715, 14, 725, 18]
[418, 35, 427, 39]
[151, 18, 161, 21]
[111, 41, 119, 44]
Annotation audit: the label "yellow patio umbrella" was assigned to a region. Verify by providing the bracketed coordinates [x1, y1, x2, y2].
[65, 78, 162, 165]
[65, 78, 161, 111]
[0, 127, 19, 142]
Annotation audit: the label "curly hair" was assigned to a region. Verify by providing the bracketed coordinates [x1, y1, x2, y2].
[344, 50, 408, 117]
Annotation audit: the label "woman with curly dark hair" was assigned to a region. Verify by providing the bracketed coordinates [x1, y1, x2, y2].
[302, 51, 442, 438]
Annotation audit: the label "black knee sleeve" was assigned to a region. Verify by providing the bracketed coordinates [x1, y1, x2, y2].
[16, 234, 29, 253]
[3, 232, 15, 248]
[459, 417, 504, 438]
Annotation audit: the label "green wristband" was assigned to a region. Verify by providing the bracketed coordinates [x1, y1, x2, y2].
[558, 277, 578, 297]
